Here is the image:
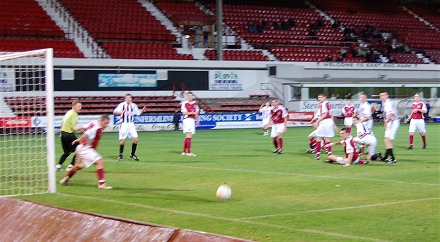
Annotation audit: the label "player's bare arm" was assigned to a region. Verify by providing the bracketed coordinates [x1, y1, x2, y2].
[72, 133, 88, 145]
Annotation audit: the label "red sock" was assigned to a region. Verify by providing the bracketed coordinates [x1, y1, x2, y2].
[309, 137, 316, 149]
[409, 135, 414, 146]
[273, 138, 278, 149]
[421, 135, 426, 146]
[324, 141, 332, 155]
[185, 138, 192, 153]
[183, 138, 188, 152]
[315, 141, 321, 154]
[278, 138, 283, 150]
[96, 168, 105, 185]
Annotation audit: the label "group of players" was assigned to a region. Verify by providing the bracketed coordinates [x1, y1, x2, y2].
[57, 92, 200, 189]
[260, 92, 428, 166]
[55, 91, 428, 188]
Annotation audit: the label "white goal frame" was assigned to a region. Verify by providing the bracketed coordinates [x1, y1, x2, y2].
[0, 48, 55, 196]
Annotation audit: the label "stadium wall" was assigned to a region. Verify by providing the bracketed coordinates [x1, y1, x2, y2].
[0, 197, 250, 242]
[51, 58, 440, 102]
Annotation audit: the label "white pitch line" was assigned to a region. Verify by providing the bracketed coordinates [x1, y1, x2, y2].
[58, 193, 389, 242]
[239, 197, 440, 220]
[141, 163, 440, 187]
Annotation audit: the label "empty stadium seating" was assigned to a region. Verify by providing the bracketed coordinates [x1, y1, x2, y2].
[58, 0, 193, 59]
[1, 0, 438, 63]
[3, 96, 180, 116]
[205, 49, 268, 61]
[0, 0, 83, 58]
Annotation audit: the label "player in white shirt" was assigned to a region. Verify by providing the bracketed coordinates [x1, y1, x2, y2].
[259, 102, 272, 136]
[352, 116, 382, 162]
[357, 93, 373, 131]
[113, 94, 147, 161]
[379, 92, 399, 163]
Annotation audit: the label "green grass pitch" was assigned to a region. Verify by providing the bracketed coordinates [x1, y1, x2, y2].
[16, 123, 440, 241]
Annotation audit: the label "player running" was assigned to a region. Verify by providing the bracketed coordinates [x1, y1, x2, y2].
[59, 114, 113, 189]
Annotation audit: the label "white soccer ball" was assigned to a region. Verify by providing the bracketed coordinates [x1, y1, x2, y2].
[216, 183, 232, 200]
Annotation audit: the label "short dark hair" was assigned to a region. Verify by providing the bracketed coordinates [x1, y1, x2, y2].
[100, 114, 110, 121]
[125, 93, 132, 98]
[72, 100, 81, 106]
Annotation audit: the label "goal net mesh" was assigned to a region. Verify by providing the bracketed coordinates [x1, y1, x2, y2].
[0, 49, 55, 196]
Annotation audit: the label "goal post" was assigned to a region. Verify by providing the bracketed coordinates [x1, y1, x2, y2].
[0, 48, 55, 196]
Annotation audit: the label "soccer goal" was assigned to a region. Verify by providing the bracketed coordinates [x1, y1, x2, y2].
[0, 49, 56, 196]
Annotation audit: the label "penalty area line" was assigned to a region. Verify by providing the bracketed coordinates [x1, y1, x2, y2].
[239, 197, 440, 220]
[58, 192, 389, 242]
[139, 162, 440, 187]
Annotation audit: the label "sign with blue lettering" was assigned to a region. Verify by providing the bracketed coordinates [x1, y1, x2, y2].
[98, 73, 157, 87]
[209, 70, 243, 91]
[113, 113, 263, 130]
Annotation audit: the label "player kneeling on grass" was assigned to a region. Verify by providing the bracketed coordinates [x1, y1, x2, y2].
[325, 128, 367, 166]
[352, 116, 382, 162]
[60, 115, 112, 189]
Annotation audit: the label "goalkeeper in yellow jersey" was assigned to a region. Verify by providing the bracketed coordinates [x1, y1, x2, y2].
[56, 100, 82, 171]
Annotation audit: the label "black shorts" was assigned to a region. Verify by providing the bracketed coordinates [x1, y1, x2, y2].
[60, 131, 78, 154]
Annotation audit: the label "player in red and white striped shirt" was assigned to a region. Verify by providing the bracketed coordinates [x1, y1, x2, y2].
[264, 99, 288, 154]
[181, 91, 200, 156]
[342, 99, 356, 134]
[407, 93, 427, 150]
[60, 115, 112, 189]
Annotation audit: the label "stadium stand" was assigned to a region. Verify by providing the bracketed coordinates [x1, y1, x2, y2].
[57, 0, 192, 60]
[0, 0, 439, 63]
[3, 96, 181, 116]
[0, 0, 83, 58]
[200, 97, 271, 113]
[205, 49, 269, 61]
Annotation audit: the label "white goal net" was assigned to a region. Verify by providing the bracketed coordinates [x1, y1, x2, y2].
[0, 49, 55, 196]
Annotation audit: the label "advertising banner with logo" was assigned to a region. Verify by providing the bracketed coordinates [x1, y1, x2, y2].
[0, 68, 15, 92]
[31, 115, 111, 131]
[299, 100, 361, 116]
[208, 70, 243, 91]
[98, 73, 157, 88]
[0, 117, 31, 128]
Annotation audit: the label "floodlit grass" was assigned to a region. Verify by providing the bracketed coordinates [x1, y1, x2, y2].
[16, 123, 440, 241]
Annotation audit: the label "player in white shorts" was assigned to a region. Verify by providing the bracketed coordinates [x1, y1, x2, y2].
[313, 94, 335, 160]
[380, 92, 399, 163]
[181, 91, 200, 156]
[352, 116, 382, 162]
[325, 128, 364, 166]
[406, 93, 427, 150]
[342, 99, 356, 134]
[358, 93, 373, 131]
[264, 99, 287, 154]
[259, 102, 272, 136]
[59, 115, 113, 189]
[113, 94, 147, 161]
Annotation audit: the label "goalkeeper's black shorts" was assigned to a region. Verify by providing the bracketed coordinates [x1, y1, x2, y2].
[60, 131, 78, 154]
